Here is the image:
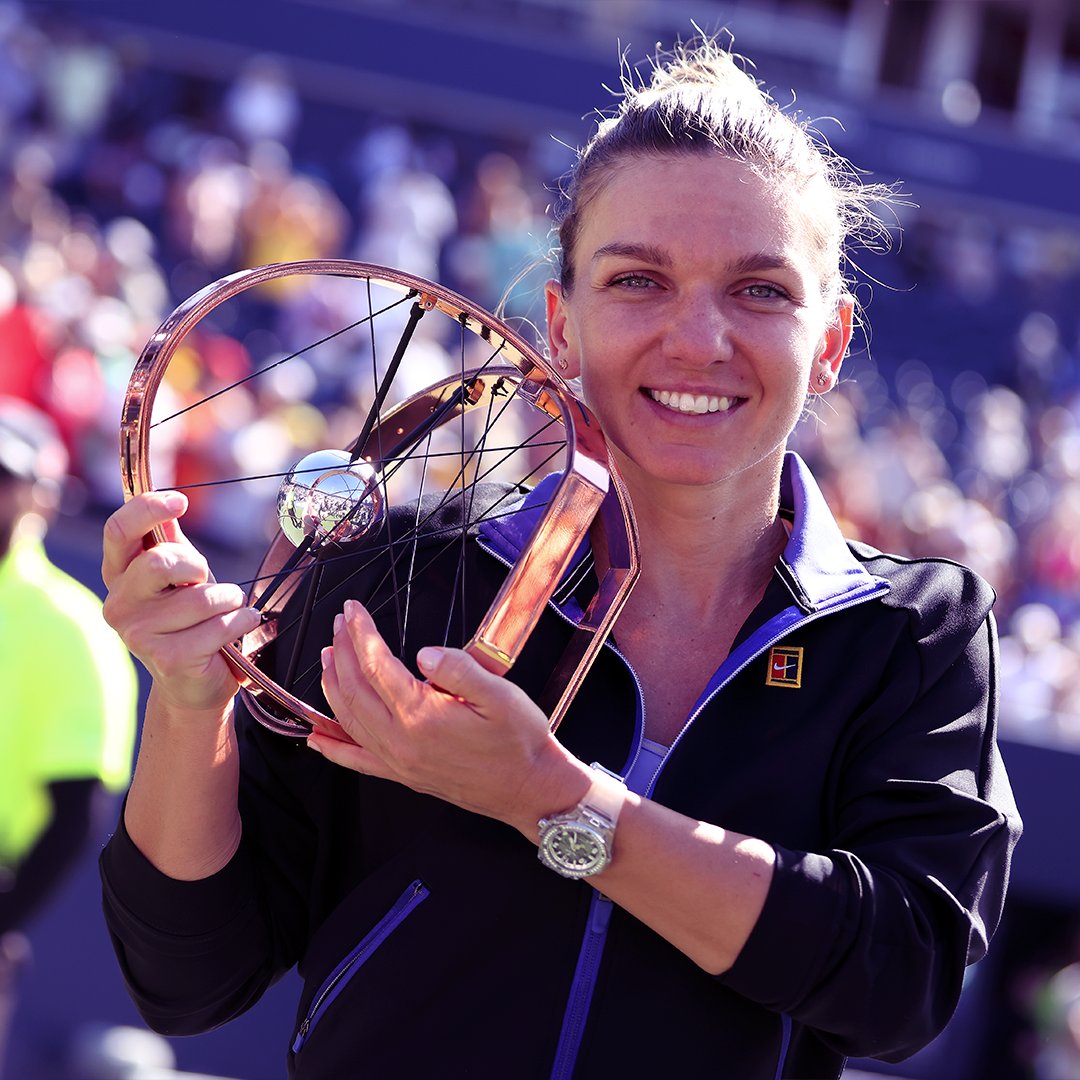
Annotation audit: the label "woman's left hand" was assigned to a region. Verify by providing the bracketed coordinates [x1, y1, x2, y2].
[309, 599, 592, 834]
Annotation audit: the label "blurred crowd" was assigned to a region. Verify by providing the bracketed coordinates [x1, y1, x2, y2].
[1, 2, 1079, 751]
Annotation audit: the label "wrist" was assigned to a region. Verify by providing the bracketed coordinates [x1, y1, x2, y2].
[510, 744, 595, 843]
[148, 683, 236, 732]
[537, 763, 627, 879]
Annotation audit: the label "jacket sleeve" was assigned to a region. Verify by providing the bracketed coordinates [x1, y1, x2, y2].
[99, 702, 321, 1036]
[96, 500, 441, 1037]
[719, 572, 1021, 1062]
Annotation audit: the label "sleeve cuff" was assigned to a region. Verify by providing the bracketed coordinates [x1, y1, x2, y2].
[100, 808, 256, 939]
[719, 845, 849, 1006]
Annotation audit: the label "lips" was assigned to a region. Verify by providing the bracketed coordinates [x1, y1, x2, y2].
[647, 388, 737, 415]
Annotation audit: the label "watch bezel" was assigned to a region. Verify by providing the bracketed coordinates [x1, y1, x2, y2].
[538, 816, 612, 879]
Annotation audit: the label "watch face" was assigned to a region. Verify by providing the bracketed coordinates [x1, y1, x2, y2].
[540, 822, 609, 878]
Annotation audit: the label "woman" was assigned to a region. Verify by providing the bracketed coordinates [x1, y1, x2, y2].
[100, 39, 1020, 1079]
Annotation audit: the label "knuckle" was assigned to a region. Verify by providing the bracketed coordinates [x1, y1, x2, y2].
[102, 511, 126, 548]
[144, 543, 206, 587]
[100, 592, 123, 632]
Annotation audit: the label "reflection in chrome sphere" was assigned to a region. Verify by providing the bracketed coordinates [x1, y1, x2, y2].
[277, 449, 384, 547]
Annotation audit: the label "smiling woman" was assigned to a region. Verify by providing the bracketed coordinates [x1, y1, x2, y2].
[98, 33, 1020, 1080]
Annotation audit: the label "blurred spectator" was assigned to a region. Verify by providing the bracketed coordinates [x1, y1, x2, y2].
[0, 263, 51, 405]
[352, 123, 457, 281]
[447, 149, 550, 322]
[0, 398, 137, 1075]
[998, 603, 1080, 747]
[168, 135, 251, 270]
[243, 140, 350, 281]
[223, 55, 299, 149]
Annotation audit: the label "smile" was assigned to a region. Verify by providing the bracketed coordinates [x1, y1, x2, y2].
[647, 389, 736, 415]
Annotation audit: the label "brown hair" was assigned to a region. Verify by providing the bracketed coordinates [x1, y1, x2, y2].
[552, 36, 895, 301]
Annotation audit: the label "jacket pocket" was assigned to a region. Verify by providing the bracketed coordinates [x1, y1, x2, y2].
[293, 878, 430, 1053]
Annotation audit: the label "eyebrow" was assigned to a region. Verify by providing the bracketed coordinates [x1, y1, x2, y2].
[591, 242, 801, 278]
[726, 252, 802, 277]
[591, 241, 672, 267]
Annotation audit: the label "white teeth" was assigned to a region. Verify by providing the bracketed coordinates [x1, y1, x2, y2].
[649, 389, 733, 415]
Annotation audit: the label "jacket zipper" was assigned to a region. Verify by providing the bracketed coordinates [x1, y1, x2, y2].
[775, 1013, 793, 1079]
[293, 879, 430, 1053]
[549, 893, 613, 1080]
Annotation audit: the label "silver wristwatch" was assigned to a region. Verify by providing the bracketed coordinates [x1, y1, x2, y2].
[537, 763, 626, 879]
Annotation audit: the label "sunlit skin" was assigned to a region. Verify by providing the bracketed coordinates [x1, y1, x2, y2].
[546, 152, 854, 518]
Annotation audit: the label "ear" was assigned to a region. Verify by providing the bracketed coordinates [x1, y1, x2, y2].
[544, 280, 581, 380]
[808, 294, 854, 396]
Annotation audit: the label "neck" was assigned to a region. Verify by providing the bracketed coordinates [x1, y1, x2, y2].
[610, 456, 788, 622]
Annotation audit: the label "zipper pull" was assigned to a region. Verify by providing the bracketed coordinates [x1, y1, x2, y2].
[292, 1019, 309, 1053]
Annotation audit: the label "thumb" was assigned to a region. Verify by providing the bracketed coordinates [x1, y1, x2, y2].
[416, 646, 504, 707]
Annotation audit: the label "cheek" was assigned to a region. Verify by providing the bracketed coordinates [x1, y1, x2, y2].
[751, 319, 810, 366]
[576, 366, 615, 419]
[569, 313, 629, 387]
[778, 317, 825, 371]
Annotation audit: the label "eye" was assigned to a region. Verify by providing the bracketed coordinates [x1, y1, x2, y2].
[608, 273, 656, 290]
[741, 282, 789, 301]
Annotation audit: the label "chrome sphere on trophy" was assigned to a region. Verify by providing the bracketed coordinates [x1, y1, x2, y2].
[277, 449, 384, 547]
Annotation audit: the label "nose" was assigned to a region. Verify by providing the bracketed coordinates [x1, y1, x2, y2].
[660, 287, 734, 367]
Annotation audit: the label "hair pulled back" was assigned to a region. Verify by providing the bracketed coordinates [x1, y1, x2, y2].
[553, 36, 894, 299]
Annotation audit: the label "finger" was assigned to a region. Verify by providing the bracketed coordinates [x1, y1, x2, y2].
[136, 541, 214, 593]
[321, 636, 389, 747]
[319, 645, 348, 716]
[143, 581, 255, 635]
[121, 595, 261, 670]
[102, 490, 189, 584]
[307, 732, 393, 780]
[103, 543, 216, 638]
[150, 607, 261, 664]
[337, 599, 418, 710]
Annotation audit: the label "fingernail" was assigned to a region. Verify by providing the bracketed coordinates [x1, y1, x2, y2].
[416, 647, 442, 674]
[306, 736, 324, 755]
[333, 613, 344, 635]
[162, 491, 186, 514]
[344, 599, 359, 619]
[321, 646, 332, 669]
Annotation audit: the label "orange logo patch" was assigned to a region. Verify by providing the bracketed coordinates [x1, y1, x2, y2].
[765, 646, 803, 688]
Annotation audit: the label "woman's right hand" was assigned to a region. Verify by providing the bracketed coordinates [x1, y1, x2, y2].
[102, 490, 263, 715]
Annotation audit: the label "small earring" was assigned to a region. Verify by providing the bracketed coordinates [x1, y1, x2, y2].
[816, 372, 830, 388]
[556, 356, 569, 371]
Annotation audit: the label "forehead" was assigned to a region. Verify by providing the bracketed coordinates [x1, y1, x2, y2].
[575, 152, 839, 278]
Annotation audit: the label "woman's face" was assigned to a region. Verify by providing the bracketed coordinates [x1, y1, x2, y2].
[546, 152, 853, 493]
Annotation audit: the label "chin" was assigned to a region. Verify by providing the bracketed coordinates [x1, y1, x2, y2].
[615, 448, 727, 489]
